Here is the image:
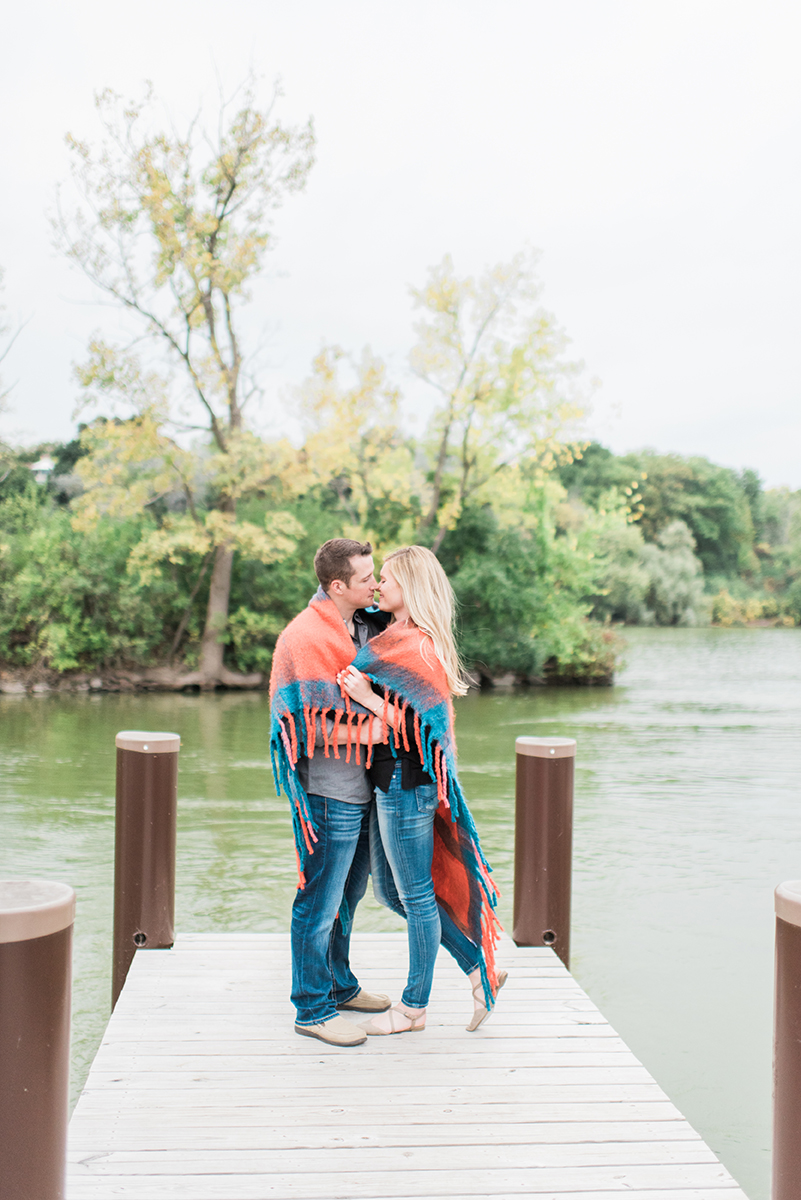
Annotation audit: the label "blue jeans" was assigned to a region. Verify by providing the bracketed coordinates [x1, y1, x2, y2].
[291, 794, 371, 1026]
[372, 763, 479, 1008]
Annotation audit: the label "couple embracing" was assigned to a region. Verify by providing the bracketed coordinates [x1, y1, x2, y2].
[270, 538, 505, 1047]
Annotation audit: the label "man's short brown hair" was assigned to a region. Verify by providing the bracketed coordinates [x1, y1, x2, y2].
[314, 538, 373, 591]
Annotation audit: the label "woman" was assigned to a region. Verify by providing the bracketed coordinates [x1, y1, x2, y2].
[338, 545, 506, 1035]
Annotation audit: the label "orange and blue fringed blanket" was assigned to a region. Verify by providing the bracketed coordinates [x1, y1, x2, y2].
[269, 592, 368, 887]
[352, 622, 502, 1008]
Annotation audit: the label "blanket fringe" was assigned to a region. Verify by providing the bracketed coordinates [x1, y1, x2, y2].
[287, 712, 298, 765]
[354, 713, 366, 765]
[366, 712, 375, 769]
[272, 670, 501, 962]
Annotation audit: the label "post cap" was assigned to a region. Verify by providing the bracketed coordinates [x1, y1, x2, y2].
[0, 880, 76, 944]
[516, 736, 576, 759]
[775, 881, 801, 929]
[116, 730, 180, 754]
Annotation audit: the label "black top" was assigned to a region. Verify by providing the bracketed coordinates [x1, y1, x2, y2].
[352, 605, 391, 647]
[367, 689, 433, 792]
[344, 601, 430, 790]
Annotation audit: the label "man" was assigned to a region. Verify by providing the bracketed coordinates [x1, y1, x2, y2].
[270, 538, 390, 1046]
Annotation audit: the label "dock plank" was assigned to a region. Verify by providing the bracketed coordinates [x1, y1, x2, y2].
[66, 933, 747, 1199]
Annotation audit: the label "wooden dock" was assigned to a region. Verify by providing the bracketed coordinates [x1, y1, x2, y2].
[67, 932, 748, 1199]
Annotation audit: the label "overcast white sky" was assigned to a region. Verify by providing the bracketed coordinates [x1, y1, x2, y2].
[2, 0, 800, 486]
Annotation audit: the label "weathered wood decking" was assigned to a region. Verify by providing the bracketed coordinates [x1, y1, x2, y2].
[67, 932, 748, 1199]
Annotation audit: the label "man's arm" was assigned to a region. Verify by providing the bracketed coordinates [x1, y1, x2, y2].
[331, 715, 384, 745]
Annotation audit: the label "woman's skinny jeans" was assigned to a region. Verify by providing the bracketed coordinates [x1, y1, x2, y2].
[372, 762, 479, 1009]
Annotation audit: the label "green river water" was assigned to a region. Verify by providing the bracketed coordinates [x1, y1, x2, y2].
[3, 625, 801, 1199]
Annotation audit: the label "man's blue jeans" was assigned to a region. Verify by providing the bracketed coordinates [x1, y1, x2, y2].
[372, 763, 479, 1008]
[291, 794, 371, 1026]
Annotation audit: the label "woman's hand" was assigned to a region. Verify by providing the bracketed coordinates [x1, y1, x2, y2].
[337, 665, 377, 710]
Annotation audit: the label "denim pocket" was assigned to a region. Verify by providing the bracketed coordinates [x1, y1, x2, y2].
[414, 782, 439, 814]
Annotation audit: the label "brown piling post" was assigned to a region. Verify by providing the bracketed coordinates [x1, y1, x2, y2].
[0, 879, 75, 1200]
[773, 880, 801, 1200]
[112, 730, 180, 1009]
[512, 735, 576, 968]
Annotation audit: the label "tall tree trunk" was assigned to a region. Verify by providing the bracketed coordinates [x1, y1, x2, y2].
[199, 542, 235, 688]
[191, 494, 262, 690]
[194, 543, 262, 690]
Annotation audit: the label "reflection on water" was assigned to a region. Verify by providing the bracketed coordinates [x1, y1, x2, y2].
[2, 627, 800, 1199]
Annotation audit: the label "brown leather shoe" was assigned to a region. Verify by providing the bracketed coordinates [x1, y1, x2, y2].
[295, 1015, 367, 1046]
[336, 988, 391, 1013]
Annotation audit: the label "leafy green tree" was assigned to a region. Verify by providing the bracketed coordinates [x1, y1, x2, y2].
[640, 520, 706, 625]
[739, 468, 763, 535]
[754, 487, 801, 620]
[297, 345, 420, 549]
[220, 490, 354, 674]
[438, 506, 547, 678]
[758, 487, 793, 550]
[583, 505, 651, 624]
[558, 442, 645, 516]
[561, 446, 758, 579]
[0, 494, 183, 671]
[628, 454, 757, 577]
[437, 494, 609, 682]
[55, 81, 314, 687]
[0, 449, 35, 501]
[410, 252, 585, 552]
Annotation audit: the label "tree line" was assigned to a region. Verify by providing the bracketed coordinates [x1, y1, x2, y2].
[557, 444, 801, 630]
[3, 426, 797, 690]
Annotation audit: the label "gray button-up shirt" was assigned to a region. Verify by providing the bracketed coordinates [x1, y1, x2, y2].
[296, 589, 374, 804]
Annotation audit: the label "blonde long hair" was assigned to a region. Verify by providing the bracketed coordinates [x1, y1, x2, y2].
[382, 546, 468, 697]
